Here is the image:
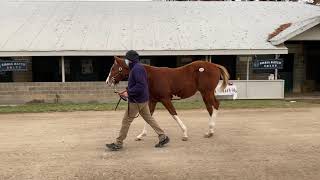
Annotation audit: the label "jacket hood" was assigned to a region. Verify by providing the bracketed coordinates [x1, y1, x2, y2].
[125, 50, 139, 64]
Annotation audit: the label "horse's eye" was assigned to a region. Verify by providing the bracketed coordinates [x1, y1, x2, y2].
[119, 67, 122, 71]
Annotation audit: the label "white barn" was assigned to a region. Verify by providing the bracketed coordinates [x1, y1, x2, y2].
[0, 1, 319, 103]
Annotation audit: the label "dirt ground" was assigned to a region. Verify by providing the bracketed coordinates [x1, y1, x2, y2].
[0, 108, 320, 180]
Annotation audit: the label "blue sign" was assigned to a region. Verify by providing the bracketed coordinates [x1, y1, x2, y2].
[0, 61, 28, 72]
[252, 59, 283, 70]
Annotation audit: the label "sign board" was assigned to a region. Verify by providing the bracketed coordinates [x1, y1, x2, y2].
[215, 83, 238, 100]
[0, 61, 28, 72]
[252, 59, 283, 70]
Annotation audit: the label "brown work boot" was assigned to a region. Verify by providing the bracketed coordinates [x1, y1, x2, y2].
[106, 143, 123, 151]
[155, 135, 170, 148]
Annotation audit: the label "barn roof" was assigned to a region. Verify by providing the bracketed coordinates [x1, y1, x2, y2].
[269, 16, 320, 45]
[0, 1, 319, 56]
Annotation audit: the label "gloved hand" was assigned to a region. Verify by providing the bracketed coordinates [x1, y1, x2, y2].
[118, 90, 128, 101]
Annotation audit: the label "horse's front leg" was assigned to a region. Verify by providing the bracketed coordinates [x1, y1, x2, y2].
[135, 100, 157, 141]
[172, 115, 188, 141]
[135, 122, 147, 141]
[161, 99, 188, 141]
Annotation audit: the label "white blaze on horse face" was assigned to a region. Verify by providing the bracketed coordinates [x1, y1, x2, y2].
[199, 67, 205, 72]
[106, 64, 114, 86]
[106, 71, 111, 85]
[172, 115, 188, 139]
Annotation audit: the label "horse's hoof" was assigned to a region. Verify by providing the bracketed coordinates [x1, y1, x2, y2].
[181, 137, 188, 141]
[204, 133, 214, 138]
[135, 133, 146, 141]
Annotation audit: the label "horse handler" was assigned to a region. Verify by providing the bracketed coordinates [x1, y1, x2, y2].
[106, 50, 170, 151]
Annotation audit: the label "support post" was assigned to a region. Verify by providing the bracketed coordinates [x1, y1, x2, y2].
[61, 56, 65, 83]
[246, 56, 250, 80]
[275, 54, 280, 80]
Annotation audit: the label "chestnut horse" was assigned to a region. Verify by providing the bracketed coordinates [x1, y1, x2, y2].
[106, 56, 229, 141]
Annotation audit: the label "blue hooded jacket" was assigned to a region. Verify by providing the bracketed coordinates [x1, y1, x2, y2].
[126, 50, 149, 103]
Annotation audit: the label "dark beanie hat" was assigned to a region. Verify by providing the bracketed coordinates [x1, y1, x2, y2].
[125, 50, 139, 63]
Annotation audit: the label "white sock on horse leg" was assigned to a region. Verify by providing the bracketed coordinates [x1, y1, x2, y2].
[208, 108, 218, 134]
[136, 122, 147, 141]
[172, 115, 188, 140]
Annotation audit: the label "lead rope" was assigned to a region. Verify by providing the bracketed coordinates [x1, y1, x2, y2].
[114, 89, 140, 118]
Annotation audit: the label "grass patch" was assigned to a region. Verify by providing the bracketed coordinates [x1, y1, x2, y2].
[0, 99, 320, 114]
[169, 99, 320, 109]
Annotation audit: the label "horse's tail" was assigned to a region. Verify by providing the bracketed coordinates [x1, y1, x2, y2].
[215, 64, 230, 91]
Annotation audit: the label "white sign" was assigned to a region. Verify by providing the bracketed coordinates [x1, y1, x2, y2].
[215, 83, 238, 100]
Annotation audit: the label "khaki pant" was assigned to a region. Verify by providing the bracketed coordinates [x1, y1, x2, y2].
[116, 102, 165, 145]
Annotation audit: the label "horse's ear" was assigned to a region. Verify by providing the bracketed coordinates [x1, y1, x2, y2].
[114, 56, 121, 65]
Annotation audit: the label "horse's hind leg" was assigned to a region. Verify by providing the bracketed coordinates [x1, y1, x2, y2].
[161, 99, 188, 141]
[201, 91, 220, 138]
[135, 101, 157, 141]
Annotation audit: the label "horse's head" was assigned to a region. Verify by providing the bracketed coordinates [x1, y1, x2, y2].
[106, 56, 130, 88]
